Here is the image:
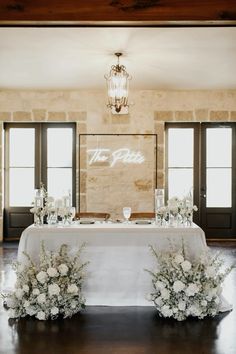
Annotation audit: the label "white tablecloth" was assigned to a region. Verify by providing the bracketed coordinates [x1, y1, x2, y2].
[18, 223, 207, 306]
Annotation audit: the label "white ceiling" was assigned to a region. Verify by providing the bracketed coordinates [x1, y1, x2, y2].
[0, 27, 235, 90]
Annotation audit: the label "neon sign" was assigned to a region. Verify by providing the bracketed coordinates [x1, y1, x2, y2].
[87, 148, 145, 167]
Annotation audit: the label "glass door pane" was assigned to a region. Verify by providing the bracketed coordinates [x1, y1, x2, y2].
[206, 128, 232, 207]
[9, 128, 35, 206]
[168, 128, 194, 199]
[47, 127, 73, 198]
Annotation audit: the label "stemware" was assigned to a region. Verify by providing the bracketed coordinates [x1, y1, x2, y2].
[123, 207, 131, 223]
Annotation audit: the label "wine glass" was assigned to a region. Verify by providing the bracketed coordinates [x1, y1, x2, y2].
[123, 207, 131, 223]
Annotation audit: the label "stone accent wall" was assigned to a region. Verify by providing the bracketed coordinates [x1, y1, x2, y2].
[0, 89, 236, 240]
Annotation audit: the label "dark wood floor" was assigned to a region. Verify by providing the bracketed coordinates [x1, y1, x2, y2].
[0, 243, 236, 354]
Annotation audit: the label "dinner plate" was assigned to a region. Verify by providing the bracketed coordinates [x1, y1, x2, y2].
[135, 220, 152, 225]
[79, 220, 95, 224]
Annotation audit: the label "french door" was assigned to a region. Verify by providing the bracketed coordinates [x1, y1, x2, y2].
[4, 123, 76, 240]
[201, 123, 236, 238]
[166, 123, 236, 239]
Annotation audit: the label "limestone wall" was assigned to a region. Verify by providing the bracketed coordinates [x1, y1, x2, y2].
[1, 89, 236, 239]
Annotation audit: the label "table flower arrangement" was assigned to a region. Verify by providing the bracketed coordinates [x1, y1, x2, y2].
[146, 245, 234, 321]
[2, 242, 88, 320]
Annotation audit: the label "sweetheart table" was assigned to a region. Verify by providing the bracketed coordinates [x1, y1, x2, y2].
[18, 223, 207, 306]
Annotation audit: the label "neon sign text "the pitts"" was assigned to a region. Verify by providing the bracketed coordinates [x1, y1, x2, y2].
[87, 148, 145, 167]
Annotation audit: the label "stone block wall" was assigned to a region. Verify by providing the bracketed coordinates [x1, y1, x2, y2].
[0, 89, 236, 240]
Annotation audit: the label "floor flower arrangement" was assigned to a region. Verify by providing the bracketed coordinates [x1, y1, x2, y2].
[147, 244, 234, 321]
[2, 242, 88, 320]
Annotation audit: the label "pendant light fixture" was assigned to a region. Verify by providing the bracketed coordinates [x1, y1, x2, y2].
[105, 53, 131, 113]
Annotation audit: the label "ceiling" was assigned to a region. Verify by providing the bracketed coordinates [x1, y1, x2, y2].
[0, 27, 235, 90]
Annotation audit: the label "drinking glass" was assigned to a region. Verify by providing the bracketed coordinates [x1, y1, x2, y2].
[123, 207, 131, 223]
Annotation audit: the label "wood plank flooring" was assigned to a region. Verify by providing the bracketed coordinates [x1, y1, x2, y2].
[0, 243, 236, 354]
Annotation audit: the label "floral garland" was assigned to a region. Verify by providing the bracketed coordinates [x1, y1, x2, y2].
[2, 242, 88, 320]
[146, 244, 234, 321]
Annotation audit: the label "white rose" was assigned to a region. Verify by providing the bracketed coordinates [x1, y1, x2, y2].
[161, 305, 173, 317]
[37, 293, 46, 304]
[155, 280, 165, 290]
[51, 307, 59, 316]
[173, 280, 185, 293]
[26, 306, 36, 316]
[23, 300, 30, 308]
[36, 271, 48, 284]
[70, 301, 77, 309]
[23, 285, 29, 293]
[32, 288, 40, 296]
[47, 267, 58, 278]
[160, 288, 170, 300]
[181, 260, 192, 272]
[154, 296, 163, 307]
[206, 288, 217, 301]
[58, 264, 69, 276]
[178, 301, 186, 311]
[201, 300, 207, 307]
[67, 284, 79, 294]
[6, 297, 17, 309]
[15, 288, 24, 300]
[174, 254, 184, 264]
[193, 205, 198, 211]
[48, 283, 60, 297]
[205, 266, 216, 278]
[36, 311, 46, 320]
[185, 283, 199, 297]
[189, 305, 202, 317]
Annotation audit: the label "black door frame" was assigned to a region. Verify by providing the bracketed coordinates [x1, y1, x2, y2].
[4, 122, 76, 240]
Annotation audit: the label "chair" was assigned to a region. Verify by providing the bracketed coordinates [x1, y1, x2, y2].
[75, 212, 110, 221]
[130, 212, 155, 220]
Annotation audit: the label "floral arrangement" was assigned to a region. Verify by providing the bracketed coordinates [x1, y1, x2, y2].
[2, 242, 88, 320]
[146, 245, 234, 321]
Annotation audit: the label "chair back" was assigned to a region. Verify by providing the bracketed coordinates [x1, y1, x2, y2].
[75, 212, 110, 221]
[130, 212, 155, 220]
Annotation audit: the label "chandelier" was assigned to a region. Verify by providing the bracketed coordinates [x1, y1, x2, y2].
[105, 53, 131, 113]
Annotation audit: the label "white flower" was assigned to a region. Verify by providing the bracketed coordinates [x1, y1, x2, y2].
[154, 296, 163, 307]
[8, 309, 17, 318]
[48, 283, 60, 297]
[36, 271, 48, 284]
[47, 267, 58, 277]
[51, 307, 59, 316]
[6, 297, 17, 309]
[160, 288, 170, 300]
[67, 284, 79, 294]
[37, 293, 46, 304]
[178, 301, 186, 311]
[26, 306, 36, 316]
[193, 205, 198, 211]
[32, 288, 40, 296]
[185, 283, 199, 297]
[155, 280, 165, 290]
[189, 305, 202, 317]
[205, 266, 216, 278]
[161, 305, 173, 317]
[36, 311, 46, 320]
[174, 254, 184, 264]
[173, 280, 185, 293]
[58, 264, 69, 276]
[181, 260, 192, 272]
[15, 288, 24, 300]
[206, 288, 217, 301]
[23, 285, 29, 293]
[70, 301, 77, 309]
[23, 300, 30, 308]
[201, 300, 207, 307]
